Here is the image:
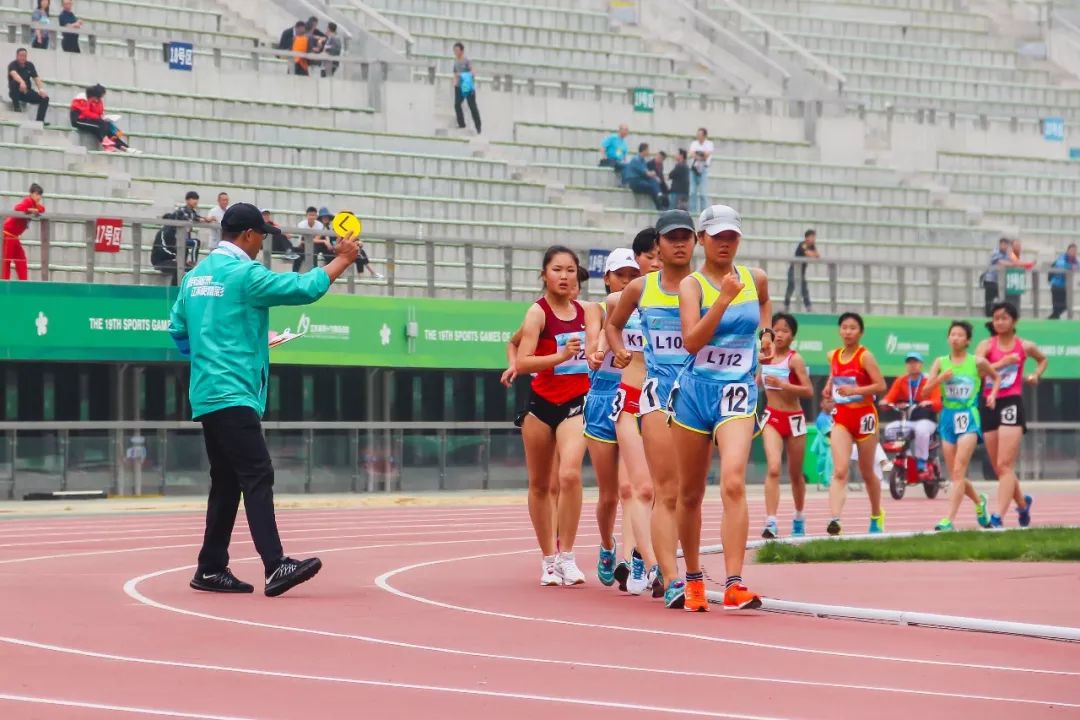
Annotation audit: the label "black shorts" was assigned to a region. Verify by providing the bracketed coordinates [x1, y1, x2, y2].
[980, 395, 1026, 434]
[527, 391, 586, 431]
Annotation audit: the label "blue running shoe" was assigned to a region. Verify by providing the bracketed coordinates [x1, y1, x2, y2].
[664, 579, 686, 609]
[597, 545, 617, 587]
[1017, 495, 1033, 528]
[868, 512, 885, 534]
[791, 517, 806, 537]
[990, 513, 1003, 528]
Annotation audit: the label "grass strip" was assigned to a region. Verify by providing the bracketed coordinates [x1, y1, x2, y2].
[756, 527, 1080, 564]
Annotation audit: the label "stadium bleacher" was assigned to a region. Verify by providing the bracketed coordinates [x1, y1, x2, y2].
[0, 0, 1077, 316]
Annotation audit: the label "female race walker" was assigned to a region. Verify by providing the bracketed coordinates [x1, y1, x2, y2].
[670, 204, 770, 612]
[924, 321, 999, 531]
[975, 302, 1047, 528]
[514, 246, 594, 585]
[604, 230, 662, 595]
[823, 312, 887, 535]
[759, 312, 813, 539]
[607, 209, 697, 608]
[583, 248, 641, 586]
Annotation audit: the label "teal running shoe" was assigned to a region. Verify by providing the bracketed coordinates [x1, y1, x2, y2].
[597, 545, 617, 587]
[663, 579, 686, 609]
[791, 517, 806, 537]
[868, 513, 885, 534]
[934, 518, 954, 532]
[975, 493, 991, 529]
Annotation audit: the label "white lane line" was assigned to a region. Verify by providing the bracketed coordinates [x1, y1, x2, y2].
[0, 643, 791, 720]
[0, 693, 258, 720]
[372, 548, 1080, 677]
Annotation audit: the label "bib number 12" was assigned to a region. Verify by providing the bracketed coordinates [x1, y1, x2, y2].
[721, 383, 749, 416]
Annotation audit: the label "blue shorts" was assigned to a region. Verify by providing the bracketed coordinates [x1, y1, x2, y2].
[670, 372, 758, 437]
[940, 406, 981, 445]
[640, 374, 677, 416]
[583, 389, 620, 444]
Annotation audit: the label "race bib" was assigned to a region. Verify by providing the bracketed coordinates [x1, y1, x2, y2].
[944, 378, 974, 401]
[695, 344, 753, 380]
[720, 383, 751, 416]
[789, 413, 807, 437]
[595, 351, 623, 381]
[761, 364, 788, 389]
[953, 410, 971, 435]
[609, 388, 627, 421]
[622, 329, 645, 353]
[647, 317, 688, 365]
[832, 376, 864, 405]
[1000, 403, 1019, 426]
[639, 377, 663, 414]
[998, 363, 1019, 389]
[858, 412, 877, 435]
[554, 331, 587, 375]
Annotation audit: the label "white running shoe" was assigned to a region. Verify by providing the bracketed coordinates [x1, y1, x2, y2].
[555, 552, 586, 586]
[540, 556, 559, 586]
[626, 554, 648, 595]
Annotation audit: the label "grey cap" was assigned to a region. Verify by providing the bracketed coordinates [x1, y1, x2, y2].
[655, 209, 695, 236]
[698, 205, 742, 236]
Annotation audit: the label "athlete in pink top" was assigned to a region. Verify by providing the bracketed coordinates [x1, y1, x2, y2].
[974, 302, 1048, 528]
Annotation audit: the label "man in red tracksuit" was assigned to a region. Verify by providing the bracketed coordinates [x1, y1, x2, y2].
[2, 183, 44, 280]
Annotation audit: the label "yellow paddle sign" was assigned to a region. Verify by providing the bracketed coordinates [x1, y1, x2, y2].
[331, 211, 362, 238]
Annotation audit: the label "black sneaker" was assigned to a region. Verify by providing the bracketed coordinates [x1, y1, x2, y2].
[265, 556, 322, 597]
[613, 560, 630, 592]
[827, 519, 842, 536]
[190, 568, 254, 594]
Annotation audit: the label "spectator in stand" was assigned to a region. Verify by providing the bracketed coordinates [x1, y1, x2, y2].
[278, 20, 304, 51]
[206, 191, 230, 249]
[263, 209, 301, 262]
[58, 0, 81, 53]
[688, 127, 714, 215]
[981, 237, 1013, 316]
[151, 191, 210, 280]
[70, 84, 131, 151]
[1004, 237, 1034, 316]
[321, 22, 342, 77]
[599, 124, 629, 180]
[1049, 243, 1078, 320]
[294, 206, 333, 272]
[622, 143, 665, 211]
[306, 16, 326, 47]
[647, 150, 669, 208]
[291, 25, 312, 76]
[784, 228, 819, 312]
[2, 183, 43, 281]
[7, 48, 49, 123]
[31, 0, 51, 50]
[668, 148, 690, 210]
[452, 42, 481, 134]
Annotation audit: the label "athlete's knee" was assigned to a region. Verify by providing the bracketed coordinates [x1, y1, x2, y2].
[634, 480, 655, 506]
[557, 467, 582, 491]
[680, 481, 706, 511]
[720, 471, 746, 504]
[617, 479, 634, 502]
[765, 460, 781, 482]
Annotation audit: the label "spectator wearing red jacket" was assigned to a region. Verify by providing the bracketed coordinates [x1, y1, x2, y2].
[70, 84, 128, 150]
[2, 183, 44, 280]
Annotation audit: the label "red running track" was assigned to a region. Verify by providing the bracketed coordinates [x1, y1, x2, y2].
[0, 492, 1078, 719]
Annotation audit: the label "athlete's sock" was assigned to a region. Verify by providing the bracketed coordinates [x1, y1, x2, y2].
[632, 547, 642, 560]
[725, 575, 742, 589]
[766, 515, 777, 526]
[686, 570, 703, 582]
[793, 511, 804, 520]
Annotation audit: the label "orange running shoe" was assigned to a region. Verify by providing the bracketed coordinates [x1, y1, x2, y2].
[723, 583, 762, 611]
[684, 578, 709, 612]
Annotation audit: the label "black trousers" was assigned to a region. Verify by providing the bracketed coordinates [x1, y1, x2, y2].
[785, 264, 811, 310]
[983, 281, 999, 316]
[1050, 286, 1067, 319]
[454, 87, 481, 132]
[9, 88, 49, 122]
[197, 406, 283, 576]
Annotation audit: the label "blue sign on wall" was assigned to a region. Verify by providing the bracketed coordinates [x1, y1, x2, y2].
[1043, 116, 1065, 142]
[1070, 147, 1080, 160]
[167, 42, 194, 71]
[588, 249, 610, 279]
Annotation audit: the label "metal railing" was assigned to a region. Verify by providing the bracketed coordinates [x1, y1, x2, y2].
[1, 210, 1076, 317]
[0, 420, 1073, 499]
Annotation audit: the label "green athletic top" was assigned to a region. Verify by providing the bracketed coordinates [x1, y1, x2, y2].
[939, 352, 979, 410]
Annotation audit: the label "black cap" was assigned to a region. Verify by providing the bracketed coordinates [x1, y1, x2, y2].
[221, 202, 275, 235]
[655, 209, 694, 236]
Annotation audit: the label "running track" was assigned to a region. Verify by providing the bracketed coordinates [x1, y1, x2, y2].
[0, 491, 1078, 719]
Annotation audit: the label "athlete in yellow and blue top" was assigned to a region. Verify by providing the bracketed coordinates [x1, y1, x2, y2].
[606, 210, 697, 609]
[670, 205, 771, 614]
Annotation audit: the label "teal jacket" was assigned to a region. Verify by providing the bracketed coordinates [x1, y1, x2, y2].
[169, 243, 330, 419]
